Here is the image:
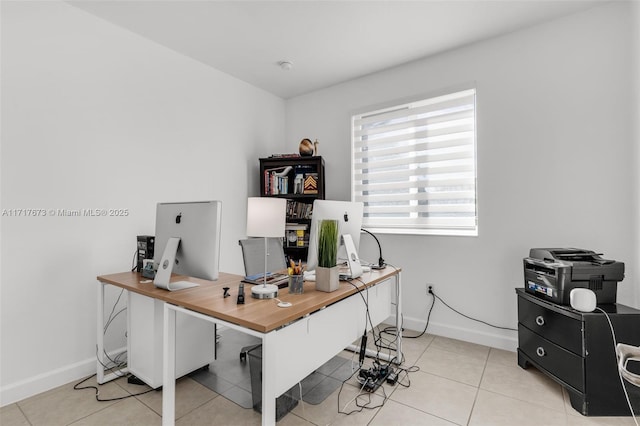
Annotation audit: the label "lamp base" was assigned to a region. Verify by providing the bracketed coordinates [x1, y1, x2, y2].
[251, 283, 279, 299]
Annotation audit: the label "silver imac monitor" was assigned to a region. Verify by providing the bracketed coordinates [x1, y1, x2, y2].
[306, 200, 364, 272]
[153, 201, 222, 290]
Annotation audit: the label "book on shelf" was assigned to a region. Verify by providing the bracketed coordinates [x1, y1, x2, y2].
[294, 164, 314, 176]
[269, 153, 301, 158]
[303, 173, 318, 194]
[285, 223, 308, 231]
[297, 229, 307, 247]
[286, 200, 313, 219]
[263, 166, 292, 195]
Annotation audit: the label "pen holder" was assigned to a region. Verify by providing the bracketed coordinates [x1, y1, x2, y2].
[288, 274, 304, 294]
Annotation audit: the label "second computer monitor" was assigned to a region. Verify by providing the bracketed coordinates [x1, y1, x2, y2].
[306, 200, 364, 271]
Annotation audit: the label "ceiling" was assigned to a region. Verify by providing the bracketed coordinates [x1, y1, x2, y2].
[68, 0, 607, 99]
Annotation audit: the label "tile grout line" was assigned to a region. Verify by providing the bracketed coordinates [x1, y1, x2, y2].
[464, 347, 492, 426]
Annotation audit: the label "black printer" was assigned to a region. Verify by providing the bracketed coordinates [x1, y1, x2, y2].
[523, 248, 624, 305]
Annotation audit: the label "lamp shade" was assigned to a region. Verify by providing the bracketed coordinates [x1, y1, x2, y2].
[246, 197, 286, 238]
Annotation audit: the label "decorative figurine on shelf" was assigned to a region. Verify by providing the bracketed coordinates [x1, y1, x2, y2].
[299, 138, 314, 156]
[294, 174, 304, 194]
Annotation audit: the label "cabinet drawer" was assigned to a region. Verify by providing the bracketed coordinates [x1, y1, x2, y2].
[518, 295, 582, 354]
[519, 325, 584, 392]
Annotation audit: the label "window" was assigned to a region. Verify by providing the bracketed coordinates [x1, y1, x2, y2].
[351, 88, 477, 236]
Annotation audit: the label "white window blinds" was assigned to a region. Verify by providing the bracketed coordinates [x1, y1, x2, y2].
[352, 88, 477, 236]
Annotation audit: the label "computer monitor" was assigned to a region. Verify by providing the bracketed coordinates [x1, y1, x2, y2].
[153, 201, 222, 289]
[306, 200, 364, 271]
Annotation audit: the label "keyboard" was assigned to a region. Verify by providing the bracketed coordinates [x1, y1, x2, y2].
[243, 273, 289, 288]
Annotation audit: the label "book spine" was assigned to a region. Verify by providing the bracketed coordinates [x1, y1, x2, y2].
[271, 171, 277, 195]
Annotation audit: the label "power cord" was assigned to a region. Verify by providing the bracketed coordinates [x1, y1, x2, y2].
[104, 289, 126, 333]
[354, 263, 418, 385]
[596, 307, 639, 426]
[336, 271, 420, 417]
[99, 288, 128, 373]
[385, 281, 516, 337]
[335, 279, 393, 416]
[95, 345, 127, 378]
[76, 345, 153, 401]
[346, 279, 380, 364]
[337, 363, 390, 415]
[74, 373, 155, 402]
[131, 249, 137, 272]
[400, 290, 436, 339]
[76, 284, 153, 402]
[353, 263, 407, 361]
[429, 286, 517, 332]
[349, 275, 403, 365]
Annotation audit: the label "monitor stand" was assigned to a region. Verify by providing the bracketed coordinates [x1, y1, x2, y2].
[153, 237, 199, 291]
[340, 234, 363, 280]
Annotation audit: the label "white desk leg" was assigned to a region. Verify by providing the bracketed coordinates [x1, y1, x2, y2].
[162, 303, 176, 426]
[261, 332, 277, 426]
[395, 271, 403, 365]
[96, 282, 106, 384]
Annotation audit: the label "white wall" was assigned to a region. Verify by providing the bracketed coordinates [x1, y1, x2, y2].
[633, 0, 640, 318]
[2, 0, 638, 408]
[285, 2, 639, 350]
[0, 1, 285, 405]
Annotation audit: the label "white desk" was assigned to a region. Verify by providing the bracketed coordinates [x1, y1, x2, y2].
[97, 268, 402, 426]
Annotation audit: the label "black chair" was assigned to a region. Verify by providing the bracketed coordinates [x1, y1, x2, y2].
[617, 343, 640, 387]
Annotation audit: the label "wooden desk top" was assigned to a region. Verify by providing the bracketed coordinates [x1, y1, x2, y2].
[97, 268, 400, 333]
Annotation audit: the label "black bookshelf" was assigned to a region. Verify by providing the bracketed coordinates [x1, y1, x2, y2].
[259, 156, 325, 263]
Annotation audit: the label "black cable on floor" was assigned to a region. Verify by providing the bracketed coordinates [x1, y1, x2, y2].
[74, 374, 155, 402]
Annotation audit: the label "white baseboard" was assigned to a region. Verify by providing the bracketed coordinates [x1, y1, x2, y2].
[0, 347, 126, 407]
[2, 315, 517, 408]
[397, 315, 518, 352]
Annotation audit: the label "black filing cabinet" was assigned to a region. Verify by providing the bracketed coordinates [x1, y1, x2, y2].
[516, 288, 640, 416]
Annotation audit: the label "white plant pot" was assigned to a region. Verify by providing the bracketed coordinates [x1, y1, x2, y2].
[315, 266, 339, 292]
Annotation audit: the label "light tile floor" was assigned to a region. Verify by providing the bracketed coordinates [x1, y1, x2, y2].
[2, 331, 638, 426]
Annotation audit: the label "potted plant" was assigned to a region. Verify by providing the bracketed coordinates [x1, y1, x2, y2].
[316, 219, 339, 292]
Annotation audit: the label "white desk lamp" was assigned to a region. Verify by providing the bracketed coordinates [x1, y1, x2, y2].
[246, 197, 286, 299]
